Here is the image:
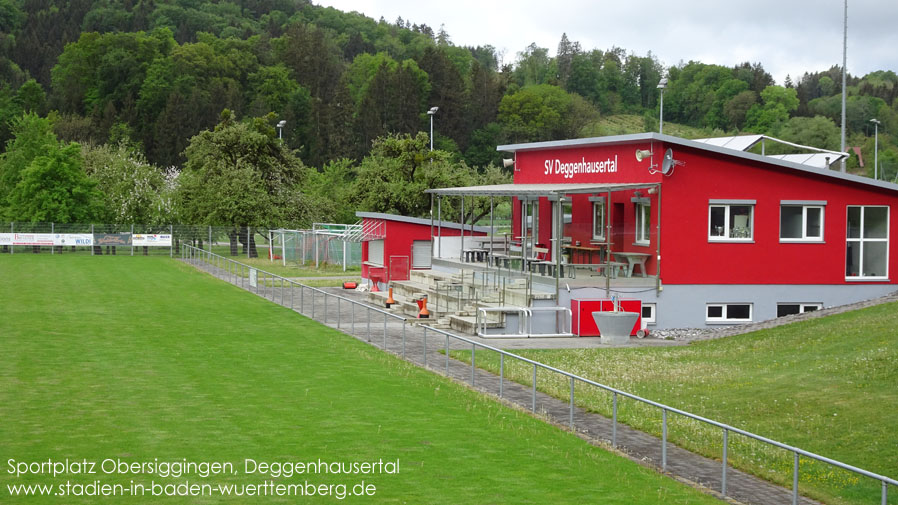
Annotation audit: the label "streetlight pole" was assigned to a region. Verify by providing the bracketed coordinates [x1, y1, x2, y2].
[871, 118, 881, 180]
[427, 106, 439, 151]
[657, 78, 668, 134]
[276, 120, 286, 140]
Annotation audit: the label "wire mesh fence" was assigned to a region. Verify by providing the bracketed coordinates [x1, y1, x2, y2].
[0, 223, 360, 271]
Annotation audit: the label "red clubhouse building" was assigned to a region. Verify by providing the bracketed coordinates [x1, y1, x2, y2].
[364, 133, 897, 332]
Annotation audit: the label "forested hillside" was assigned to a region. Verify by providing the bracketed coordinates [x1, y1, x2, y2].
[1, 0, 897, 228]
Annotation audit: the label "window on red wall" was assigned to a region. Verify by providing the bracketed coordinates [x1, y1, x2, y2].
[635, 201, 650, 245]
[846, 205, 889, 279]
[709, 200, 755, 241]
[592, 201, 605, 240]
[780, 202, 825, 242]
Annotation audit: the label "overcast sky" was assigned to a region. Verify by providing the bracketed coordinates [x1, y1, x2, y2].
[315, 0, 898, 84]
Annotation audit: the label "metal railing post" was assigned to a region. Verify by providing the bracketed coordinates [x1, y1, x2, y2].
[445, 334, 449, 375]
[662, 409, 668, 472]
[471, 343, 475, 386]
[402, 320, 406, 357]
[337, 297, 341, 329]
[793, 452, 799, 505]
[532, 364, 537, 412]
[722, 428, 728, 496]
[569, 377, 574, 430]
[612, 392, 618, 448]
[499, 354, 504, 398]
[366, 307, 371, 342]
[423, 326, 427, 368]
[290, 281, 294, 310]
[351, 302, 355, 334]
[383, 314, 387, 349]
[323, 291, 327, 323]
[311, 288, 315, 319]
[883, 481, 888, 505]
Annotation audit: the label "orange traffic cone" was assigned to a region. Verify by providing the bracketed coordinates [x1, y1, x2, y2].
[417, 296, 430, 319]
[385, 286, 396, 308]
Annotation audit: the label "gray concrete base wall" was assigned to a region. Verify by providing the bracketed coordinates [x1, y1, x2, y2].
[560, 284, 896, 329]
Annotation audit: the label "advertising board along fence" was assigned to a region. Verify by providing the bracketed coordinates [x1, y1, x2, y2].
[180, 244, 895, 505]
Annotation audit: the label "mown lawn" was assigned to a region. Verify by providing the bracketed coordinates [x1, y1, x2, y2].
[0, 255, 721, 504]
[453, 306, 898, 505]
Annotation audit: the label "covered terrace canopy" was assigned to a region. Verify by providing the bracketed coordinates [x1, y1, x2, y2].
[425, 182, 656, 197]
[425, 181, 663, 297]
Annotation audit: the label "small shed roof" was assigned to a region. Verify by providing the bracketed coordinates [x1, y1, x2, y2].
[355, 211, 491, 233]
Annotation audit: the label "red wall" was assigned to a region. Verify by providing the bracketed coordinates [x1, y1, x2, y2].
[507, 140, 898, 286]
[512, 143, 662, 272]
[659, 146, 898, 285]
[361, 217, 483, 281]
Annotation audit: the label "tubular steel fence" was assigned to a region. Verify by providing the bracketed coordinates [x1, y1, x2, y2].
[179, 244, 895, 505]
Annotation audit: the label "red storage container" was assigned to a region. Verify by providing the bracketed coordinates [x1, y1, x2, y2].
[571, 299, 642, 336]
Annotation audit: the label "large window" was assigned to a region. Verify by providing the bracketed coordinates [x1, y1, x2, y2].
[635, 201, 650, 245]
[846, 206, 889, 279]
[592, 201, 605, 240]
[709, 201, 754, 241]
[781, 202, 824, 241]
[706, 303, 752, 323]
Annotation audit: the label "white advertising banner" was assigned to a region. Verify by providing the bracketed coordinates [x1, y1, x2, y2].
[6, 233, 55, 246]
[54, 234, 93, 246]
[132, 234, 173, 246]
[0, 233, 95, 246]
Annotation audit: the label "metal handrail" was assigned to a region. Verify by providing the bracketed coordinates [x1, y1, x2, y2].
[181, 244, 897, 503]
[522, 306, 573, 337]
[476, 306, 527, 337]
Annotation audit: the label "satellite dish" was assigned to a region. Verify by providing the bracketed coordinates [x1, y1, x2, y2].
[635, 149, 653, 162]
[660, 148, 685, 175]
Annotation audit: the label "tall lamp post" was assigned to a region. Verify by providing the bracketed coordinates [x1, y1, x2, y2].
[657, 78, 668, 134]
[276, 120, 286, 140]
[427, 107, 439, 151]
[871, 118, 881, 179]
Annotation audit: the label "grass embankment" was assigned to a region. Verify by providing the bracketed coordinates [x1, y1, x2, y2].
[453, 308, 898, 505]
[0, 255, 720, 504]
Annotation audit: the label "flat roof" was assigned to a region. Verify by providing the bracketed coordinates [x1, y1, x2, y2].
[496, 133, 898, 194]
[355, 211, 491, 233]
[425, 182, 655, 197]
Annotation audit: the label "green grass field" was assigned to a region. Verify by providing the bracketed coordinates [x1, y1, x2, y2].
[0, 255, 721, 504]
[453, 307, 898, 505]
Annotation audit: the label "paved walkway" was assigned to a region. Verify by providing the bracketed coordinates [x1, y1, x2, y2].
[186, 257, 823, 505]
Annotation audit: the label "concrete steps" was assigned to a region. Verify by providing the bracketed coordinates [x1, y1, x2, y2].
[368, 268, 557, 334]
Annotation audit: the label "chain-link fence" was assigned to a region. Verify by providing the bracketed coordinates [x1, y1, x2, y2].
[1, 222, 280, 258]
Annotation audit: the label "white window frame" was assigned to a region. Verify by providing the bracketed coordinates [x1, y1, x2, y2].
[846, 205, 889, 280]
[706, 303, 753, 323]
[591, 200, 605, 241]
[708, 200, 755, 242]
[776, 303, 822, 317]
[635, 201, 650, 246]
[641, 303, 656, 325]
[780, 201, 825, 242]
